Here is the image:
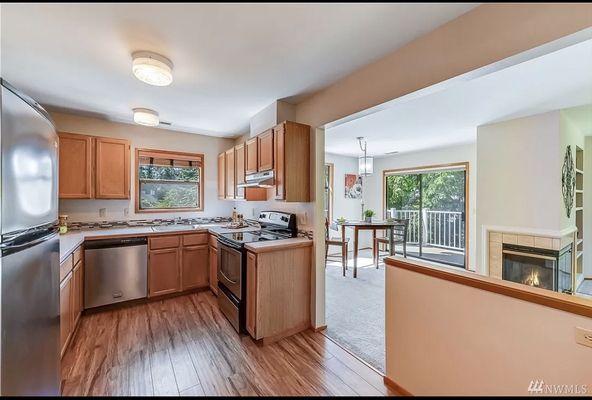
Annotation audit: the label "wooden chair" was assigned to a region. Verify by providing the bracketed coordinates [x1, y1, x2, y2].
[373, 219, 408, 267]
[325, 219, 349, 276]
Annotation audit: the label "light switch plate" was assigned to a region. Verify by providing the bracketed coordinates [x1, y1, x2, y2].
[575, 327, 592, 348]
[99, 208, 106, 218]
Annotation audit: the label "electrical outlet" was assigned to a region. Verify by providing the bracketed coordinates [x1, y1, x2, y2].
[99, 208, 106, 218]
[575, 327, 592, 348]
[124, 208, 129, 217]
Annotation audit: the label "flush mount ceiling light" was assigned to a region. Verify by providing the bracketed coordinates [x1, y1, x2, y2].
[133, 108, 159, 126]
[132, 51, 173, 86]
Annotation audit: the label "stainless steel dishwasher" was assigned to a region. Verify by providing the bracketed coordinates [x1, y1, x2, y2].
[84, 237, 148, 309]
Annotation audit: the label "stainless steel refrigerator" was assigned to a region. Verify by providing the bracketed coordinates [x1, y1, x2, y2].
[0, 79, 60, 395]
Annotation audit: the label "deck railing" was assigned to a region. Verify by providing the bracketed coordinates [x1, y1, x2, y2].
[390, 209, 465, 251]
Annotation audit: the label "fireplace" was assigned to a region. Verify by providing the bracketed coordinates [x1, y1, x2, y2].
[502, 244, 572, 293]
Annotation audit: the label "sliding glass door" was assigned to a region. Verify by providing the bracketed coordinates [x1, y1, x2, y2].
[385, 165, 467, 268]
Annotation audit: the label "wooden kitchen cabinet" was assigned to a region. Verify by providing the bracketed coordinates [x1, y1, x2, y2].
[209, 234, 219, 295]
[218, 152, 226, 199]
[59, 271, 73, 358]
[273, 121, 310, 202]
[245, 244, 312, 343]
[182, 244, 209, 290]
[58, 132, 130, 200]
[235, 143, 245, 200]
[257, 129, 274, 171]
[59, 244, 84, 358]
[72, 255, 84, 329]
[225, 148, 235, 199]
[95, 137, 130, 199]
[245, 137, 258, 174]
[148, 247, 181, 297]
[58, 132, 94, 199]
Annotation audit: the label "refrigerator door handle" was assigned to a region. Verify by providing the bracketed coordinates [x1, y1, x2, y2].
[0, 228, 59, 251]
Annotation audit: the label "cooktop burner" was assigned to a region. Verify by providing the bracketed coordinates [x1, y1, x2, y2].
[219, 230, 288, 244]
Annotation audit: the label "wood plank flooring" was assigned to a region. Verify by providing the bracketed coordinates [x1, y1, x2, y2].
[61, 291, 398, 396]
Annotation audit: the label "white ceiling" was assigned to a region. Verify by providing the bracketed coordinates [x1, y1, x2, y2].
[0, 3, 477, 137]
[326, 39, 592, 157]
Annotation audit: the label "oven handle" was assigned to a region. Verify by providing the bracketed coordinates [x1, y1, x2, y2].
[502, 250, 557, 261]
[219, 268, 238, 285]
[218, 242, 242, 285]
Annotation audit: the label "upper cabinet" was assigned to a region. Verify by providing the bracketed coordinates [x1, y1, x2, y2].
[225, 148, 235, 200]
[257, 129, 274, 172]
[217, 152, 226, 200]
[274, 121, 310, 202]
[95, 137, 130, 199]
[58, 132, 94, 199]
[245, 137, 258, 175]
[58, 132, 130, 199]
[235, 143, 246, 200]
[216, 121, 310, 202]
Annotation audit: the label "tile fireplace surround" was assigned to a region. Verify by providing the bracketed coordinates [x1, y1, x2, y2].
[488, 229, 576, 280]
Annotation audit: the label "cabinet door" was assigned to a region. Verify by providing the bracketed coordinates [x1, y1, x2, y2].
[60, 272, 73, 357]
[235, 144, 245, 200]
[72, 260, 84, 328]
[246, 251, 257, 338]
[182, 244, 209, 290]
[149, 248, 180, 297]
[245, 137, 258, 174]
[257, 129, 274, 172]
[58, 133, 93, 199]
[225, 148, 235, 199]
[217, 152, 226, 199]
[209, 246, 218, 295]
[273, 124, 285, 200]
[95, 137, 130, 199]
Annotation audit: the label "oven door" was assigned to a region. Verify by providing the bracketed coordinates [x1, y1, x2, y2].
[217, 241, 243, 300]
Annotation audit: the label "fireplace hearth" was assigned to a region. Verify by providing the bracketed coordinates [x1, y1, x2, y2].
[502, 244, 572, 293]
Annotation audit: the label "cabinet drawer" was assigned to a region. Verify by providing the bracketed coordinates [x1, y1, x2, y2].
[183, 233, 208, 246]
[72, 245, 83, 266]
[149, 235, 180, 250]
[60, 254, 73, 282]
[209, 234, 218, 249]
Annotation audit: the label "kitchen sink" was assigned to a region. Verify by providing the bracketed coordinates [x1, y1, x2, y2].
[151, 224, 200, 232]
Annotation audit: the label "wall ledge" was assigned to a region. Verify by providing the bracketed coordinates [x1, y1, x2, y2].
[385, 256, 592, 318]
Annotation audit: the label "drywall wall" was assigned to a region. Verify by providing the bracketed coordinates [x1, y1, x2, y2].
[325, 152, 362, 230]
[586, 136, 592, 278]
[476, 111, 562, 274]
[53, 111, 236, 221]
[362, 143, 477, 270]
[294, 4, 592, 129]
[249, 100, 295, 137]
[560, 110, 586, 231]
[386, 263, 592, 395]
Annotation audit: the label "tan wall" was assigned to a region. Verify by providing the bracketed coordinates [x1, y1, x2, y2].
[294, 3, 592, 128]
[386, 263, 592, 395]
[53, 111, 236, 221]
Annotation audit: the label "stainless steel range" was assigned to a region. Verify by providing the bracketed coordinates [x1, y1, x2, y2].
[217, 211, 297, 333]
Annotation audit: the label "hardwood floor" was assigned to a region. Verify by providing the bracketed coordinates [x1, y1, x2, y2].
[61, 291, 398, 396]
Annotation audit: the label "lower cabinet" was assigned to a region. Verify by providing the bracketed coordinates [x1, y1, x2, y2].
[148, 248, 181, 297]
[209, 245, 218, 295]
[59, 272, 72, 358]
[182, 244, 209, 290]
[148, 233, 211, 297]
[60, 245, 84, 358]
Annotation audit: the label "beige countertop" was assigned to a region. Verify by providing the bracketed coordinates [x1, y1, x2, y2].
[245, 237, 313, 254]
[59, 224, 260, 263]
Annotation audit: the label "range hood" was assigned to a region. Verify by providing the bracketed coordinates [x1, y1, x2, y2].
[238, 170, 275, 188]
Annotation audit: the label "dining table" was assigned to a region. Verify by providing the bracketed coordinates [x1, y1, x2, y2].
[336, 219, 402, 278]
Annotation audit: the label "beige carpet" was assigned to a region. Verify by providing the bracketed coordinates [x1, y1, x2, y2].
[325, 249, 385, 373]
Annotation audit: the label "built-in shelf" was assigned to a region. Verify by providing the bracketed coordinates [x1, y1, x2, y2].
[576, 207, 584, 212]
[574, 145, 584, 290]
[576, 189, 584, 194]
[577, 251, 584, 259]
[576, 168, 584, 174]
